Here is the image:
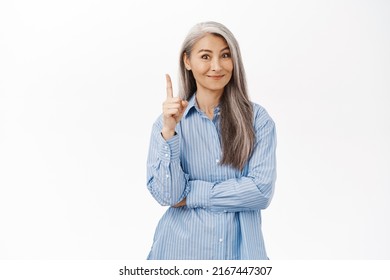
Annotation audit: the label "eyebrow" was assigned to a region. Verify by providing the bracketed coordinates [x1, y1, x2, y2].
[197, 47, 230, 53]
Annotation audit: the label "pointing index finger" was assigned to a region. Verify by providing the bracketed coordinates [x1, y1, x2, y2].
[165, 74, 173, 98]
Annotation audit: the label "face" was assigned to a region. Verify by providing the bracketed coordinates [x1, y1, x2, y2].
[184, 33, 233, 95]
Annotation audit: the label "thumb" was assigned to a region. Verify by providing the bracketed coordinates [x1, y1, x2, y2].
[181, 100, 189, 108]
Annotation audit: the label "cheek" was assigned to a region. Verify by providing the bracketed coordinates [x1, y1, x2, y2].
[192, 64, 209, 74]
[191, 70, 208, 82]
[224, 61, 234, 72]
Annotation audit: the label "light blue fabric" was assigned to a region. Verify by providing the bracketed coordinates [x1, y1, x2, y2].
[146, 94, 277, 259]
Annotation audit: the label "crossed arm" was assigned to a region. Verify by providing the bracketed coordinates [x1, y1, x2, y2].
[146, 112, 276, 212]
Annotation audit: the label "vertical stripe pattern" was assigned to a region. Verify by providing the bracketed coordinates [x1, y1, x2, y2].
[146, 94, 276, 259]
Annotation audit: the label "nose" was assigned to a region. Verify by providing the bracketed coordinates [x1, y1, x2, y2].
[211, 57, 222, 72]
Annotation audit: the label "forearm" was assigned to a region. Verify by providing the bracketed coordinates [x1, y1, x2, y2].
[147, 160, 189, 206]
[186, 176, 274, 212]
[186, 113, 277, 212]
[146, 121, 189, 206]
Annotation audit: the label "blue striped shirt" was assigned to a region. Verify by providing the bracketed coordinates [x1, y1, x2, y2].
[146, 94, 277, 260]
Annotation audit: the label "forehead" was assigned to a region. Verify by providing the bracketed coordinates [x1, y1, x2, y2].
[192, 33, 229, 52]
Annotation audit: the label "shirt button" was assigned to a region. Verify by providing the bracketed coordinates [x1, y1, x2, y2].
[219, 238, 223, 242]
[216, 159, 220, 163]
[223, 210, 227, 213]
[165, 154, 168, 157]
[165, 146, 168, 150]
[166, 174, 169, 178]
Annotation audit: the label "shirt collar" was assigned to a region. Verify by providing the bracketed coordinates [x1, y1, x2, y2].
[183, 92, 221, 118]
[183, 93, 198, 118]
[183, 92, 221, 119]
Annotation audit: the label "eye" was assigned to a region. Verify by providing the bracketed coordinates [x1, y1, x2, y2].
[222, 53, 231, 58]
[201, 54, 210, 60]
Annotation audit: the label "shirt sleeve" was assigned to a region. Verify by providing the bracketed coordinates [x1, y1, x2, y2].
[146, 116, 190, 206]
[186, 108, 277, 212]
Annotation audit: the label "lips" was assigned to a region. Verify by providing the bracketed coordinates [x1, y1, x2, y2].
[207, 75, 224, 80]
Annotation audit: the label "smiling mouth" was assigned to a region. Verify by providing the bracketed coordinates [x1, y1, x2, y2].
[207, 75, 224, 80]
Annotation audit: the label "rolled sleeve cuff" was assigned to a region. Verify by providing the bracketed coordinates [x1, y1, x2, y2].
[186, 180, 212, 209]
[158, 133, 180, 162]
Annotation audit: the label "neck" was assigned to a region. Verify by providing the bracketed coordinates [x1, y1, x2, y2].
[196, 89, 223, 115]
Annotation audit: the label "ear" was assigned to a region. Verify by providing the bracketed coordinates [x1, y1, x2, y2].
[183, 52, 191, 70]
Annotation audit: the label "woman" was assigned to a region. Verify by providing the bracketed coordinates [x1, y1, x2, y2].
[146, 21, 276, 260]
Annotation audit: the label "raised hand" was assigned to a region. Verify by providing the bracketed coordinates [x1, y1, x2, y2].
[161, 74, 188, 140]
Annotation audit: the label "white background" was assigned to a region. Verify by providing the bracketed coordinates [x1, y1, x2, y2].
[0, 0, 389, 260]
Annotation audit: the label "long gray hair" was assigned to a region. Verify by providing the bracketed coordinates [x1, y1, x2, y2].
[178, 21, 255, 170]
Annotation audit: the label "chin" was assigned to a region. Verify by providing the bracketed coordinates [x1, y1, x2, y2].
[207, 82, 229, 91]
[206, 86, 225, 93]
